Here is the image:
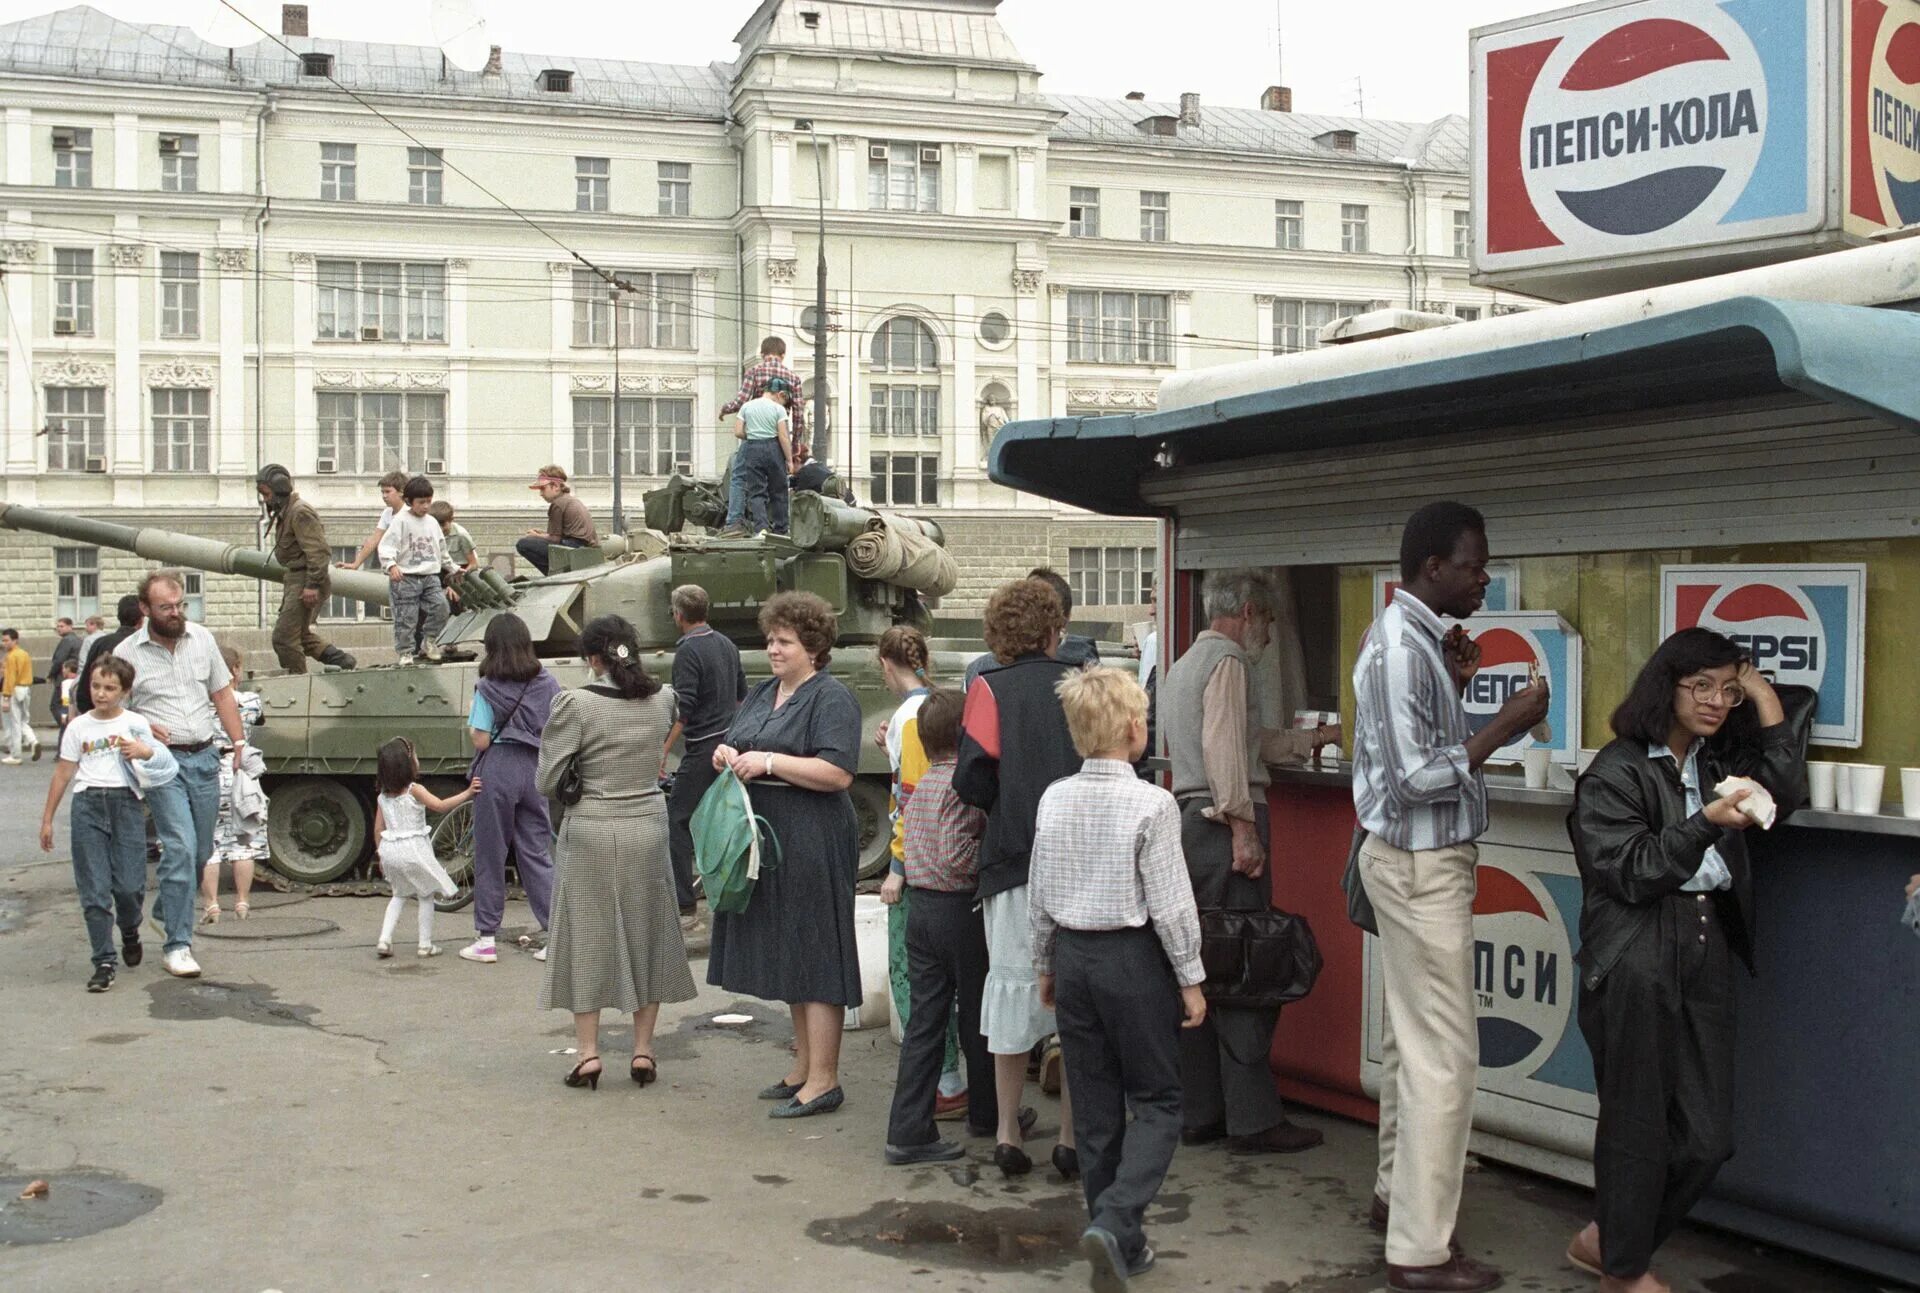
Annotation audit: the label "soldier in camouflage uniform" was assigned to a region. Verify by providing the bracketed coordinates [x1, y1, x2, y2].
[257, 464, 356, 675]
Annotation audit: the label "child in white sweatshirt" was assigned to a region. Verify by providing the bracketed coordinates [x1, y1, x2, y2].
[377, 475, 455, 665]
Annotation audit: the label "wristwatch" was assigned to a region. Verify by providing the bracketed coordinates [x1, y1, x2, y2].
[764, 752, 776, 777]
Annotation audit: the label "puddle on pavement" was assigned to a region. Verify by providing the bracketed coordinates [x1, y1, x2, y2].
[0, 1171, 161, 1245]
[145, 980, 319, 1029]
[1703, 1264, 1888, 1293]
[656, 1002, 796, 1063]
[808, 1195, 1089, 1273]
[754, 1175, 791, 1187]
[86, 1033, 145, 1046]
[1260, 1262, 1389, 1293]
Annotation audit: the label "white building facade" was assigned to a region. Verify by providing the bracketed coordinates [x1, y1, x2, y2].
[0, 1, 1526, 631]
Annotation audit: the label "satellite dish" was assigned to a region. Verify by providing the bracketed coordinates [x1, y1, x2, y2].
[431, 0, 492, 72]
[190, 0, 271, 47]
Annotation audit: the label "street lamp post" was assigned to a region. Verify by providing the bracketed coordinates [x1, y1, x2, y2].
[609, 284, 625, 536]
[796, 118, 829, 471]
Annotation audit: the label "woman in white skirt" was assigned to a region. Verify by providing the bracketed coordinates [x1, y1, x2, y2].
[371, 736, 476, 958]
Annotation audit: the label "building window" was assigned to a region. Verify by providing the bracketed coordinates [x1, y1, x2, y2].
[571, 397, 694, 478]
[1272, 297, 1375, 353]
[53, 248, 94, 335]
[324, 545, 370, 621]
[870, 453, 939, 507]
[316, 260, 446, 341]
[151, 388, 212, 474]
[1455, 306, 1481, 322]
[540, 68, 573, 93]
[1452, 208, 1472, 260]
[866, 141, 940, 213]
[570, 269, 693, 349]
[408, 148, 443, 205]
[181, 571, 205, 623]
[1066, 290, 1171, 365]
[870, 317, 938, 371]
[320, 142, 356, 201]
[301, 52, 334, 78]
[160, 251, 199, 338]
[54, 547, 100, 621]
[53, 127, 92, 188]
[1068, 546, 1156, 607]
[316, 391, 446, 475]
[868, 385, 939, 437]
[1139, 190, 1169, 243]
[576, 156, 609, 212]
[1275, 199, 1303, 250]
[44, 386, 105, 471]
[657, 161, 691, 216]
[977, 310, 1011, 348]
[1340, 203, 1370, 253]
[159, 133, 198, 193]
[1068, 187, 1101, 238]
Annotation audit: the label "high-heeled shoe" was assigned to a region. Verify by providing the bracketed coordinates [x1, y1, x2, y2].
[631, 1054, 657, 1086]
[993, 1142, 1032, 1178]
[1052, 1144, 1080, 1181]
[564, 1057, 602, 1090]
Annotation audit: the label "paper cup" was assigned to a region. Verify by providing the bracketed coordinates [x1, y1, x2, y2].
[1807, 762, 1838, 811]
[1847, 765, 1886, 815]
[1523, 747, 1552, 790]
[1902, 768, 1920, 820]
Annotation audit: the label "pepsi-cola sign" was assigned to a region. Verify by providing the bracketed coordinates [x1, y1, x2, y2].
[1848, 0, 1920, 231]
[1462, 613, 1584, 766]
[1661, 563, 1866, 745]
[1476, 0, 1827, 268]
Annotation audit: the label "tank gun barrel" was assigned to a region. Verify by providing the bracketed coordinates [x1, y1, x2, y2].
[0, 503, 393, 606]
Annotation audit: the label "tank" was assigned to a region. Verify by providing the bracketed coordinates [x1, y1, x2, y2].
[0, 479, 977, 888]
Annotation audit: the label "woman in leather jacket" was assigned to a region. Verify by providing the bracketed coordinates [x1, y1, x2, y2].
[1564, 628, 1808, 1293]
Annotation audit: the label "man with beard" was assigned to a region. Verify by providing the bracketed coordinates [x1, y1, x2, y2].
[259, 464, 356, 674]
[1160, 568, 1339, 1156]
[115, 571, 248, 978]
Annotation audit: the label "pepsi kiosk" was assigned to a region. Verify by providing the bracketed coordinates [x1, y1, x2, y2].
[987, 237, 1920, 1282]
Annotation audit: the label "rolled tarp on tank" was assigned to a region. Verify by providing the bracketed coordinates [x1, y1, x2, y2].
[845, 512, 958, 597]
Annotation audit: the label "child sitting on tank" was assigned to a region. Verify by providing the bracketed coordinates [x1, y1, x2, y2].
[430, 500, 479, 608]
[203, 644, 268, 925]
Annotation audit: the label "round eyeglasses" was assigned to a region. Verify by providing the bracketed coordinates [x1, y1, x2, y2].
[1679, 678, 1745, 707]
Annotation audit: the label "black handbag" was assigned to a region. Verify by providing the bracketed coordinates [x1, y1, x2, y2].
[1198, 907, 1324, 1011]
[553, 755, 584, 806]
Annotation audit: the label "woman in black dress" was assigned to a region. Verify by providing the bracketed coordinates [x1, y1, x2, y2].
[708, 591, 863, 1118]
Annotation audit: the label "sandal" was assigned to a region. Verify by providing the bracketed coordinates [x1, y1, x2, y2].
[201, 902, 221, 925]
[233, 902, 250, 920]
[631, 1054, 658, 1086]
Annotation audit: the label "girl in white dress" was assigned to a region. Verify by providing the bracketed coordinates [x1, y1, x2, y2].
[373, 736, 480, 958]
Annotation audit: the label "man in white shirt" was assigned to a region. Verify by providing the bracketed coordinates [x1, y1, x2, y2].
[377, 476, 455, 665]
[115, 571, 247, 979]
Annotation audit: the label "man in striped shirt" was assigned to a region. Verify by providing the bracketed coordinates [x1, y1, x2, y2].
[1351, 501, 1548, 1293]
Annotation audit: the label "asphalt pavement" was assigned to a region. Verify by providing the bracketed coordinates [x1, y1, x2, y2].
[0, 755, 1896, 1292]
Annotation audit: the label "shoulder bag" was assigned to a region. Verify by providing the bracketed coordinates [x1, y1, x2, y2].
[1198, 906, 1324, 1011]
[690, 766, 781, 914]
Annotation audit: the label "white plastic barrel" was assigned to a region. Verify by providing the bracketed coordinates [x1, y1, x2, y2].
[844, 895, 892, 1031]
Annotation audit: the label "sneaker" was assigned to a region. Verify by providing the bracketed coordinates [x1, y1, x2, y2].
[716, 525, 748, 539]
[417, 943, 442, 958]
[532, 945, 547, 961]
[375, 941, 393, 959]
[30, 742, 42, 761]
[458, 939, 497, 963]
[397, 654, 416, 668]
[163, 948, 202, 978]
[121, 930, 143, 967]
[1, 757, 19, 766]
[86, 964, 115, 993]
[1080, 1226, 1130, 1293]
[422, 644, 443, 663]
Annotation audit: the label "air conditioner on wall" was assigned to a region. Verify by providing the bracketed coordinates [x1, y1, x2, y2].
[919, 146, 940, 164]
[52, 129, 76, 149]
[158, 135, 181, 154]
[424, 457, 445, 474]
[869, 144, 888, 160]
[360, 325, 381, 341]
[52, 318, 76, 335]
[83, 456, 106, 473]
[315, 457, 337, 474]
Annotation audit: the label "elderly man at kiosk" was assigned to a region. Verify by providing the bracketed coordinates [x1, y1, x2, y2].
[1353, 502, 1549, 1293]
[1161, 568, 1339, 1154]
[115, 571, 248, 980]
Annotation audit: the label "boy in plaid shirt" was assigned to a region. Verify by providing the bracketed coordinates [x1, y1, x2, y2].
[717, 336, 806, 535]
[883, 687, 999, 1165]
[1031, 666, 1207, 1291]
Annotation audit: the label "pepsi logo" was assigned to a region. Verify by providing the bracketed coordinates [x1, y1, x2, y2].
[1472, 865, 1572, 1072]
[1693, 582, 1824, 688]
[1462, 626, 1546, 729]
[1868, 17, 1920, 225]
[1521, 7, 1767, 240]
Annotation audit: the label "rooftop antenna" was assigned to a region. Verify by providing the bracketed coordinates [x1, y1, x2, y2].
[190, 0, 268, 47]
[1352, 75, 1365, 117]
[1275, 0, 1283, 87]
[430, 0, 492, 72]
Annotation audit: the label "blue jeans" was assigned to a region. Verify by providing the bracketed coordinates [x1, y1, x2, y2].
[734, 439, 790, 535]
[71, 788, 147, 966]
[145, 747, 221, 954]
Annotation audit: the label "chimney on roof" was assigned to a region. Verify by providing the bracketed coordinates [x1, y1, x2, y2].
[1178, 92, 1202, 127]
[1260, 85, 1292, 113]
[483, 44, 503, 75]
[1125, 90, 1146, 101]
[281, 4, 309, 37]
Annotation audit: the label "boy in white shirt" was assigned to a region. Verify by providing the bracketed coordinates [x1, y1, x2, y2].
[377, 476, 455, 665]
[39, 655, 179, 992]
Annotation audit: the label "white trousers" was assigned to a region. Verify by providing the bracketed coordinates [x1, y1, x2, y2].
[4, 686, 37, 758]
[379, 894, 436, 949]
[1361, 834, 1481, 1268]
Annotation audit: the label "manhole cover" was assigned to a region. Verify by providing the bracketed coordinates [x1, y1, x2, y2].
[0, 1172, 161, 1245]
[195, 915, 339, 941]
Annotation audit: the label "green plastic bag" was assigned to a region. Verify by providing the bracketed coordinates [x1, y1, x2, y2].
[691, 766, 781, 914]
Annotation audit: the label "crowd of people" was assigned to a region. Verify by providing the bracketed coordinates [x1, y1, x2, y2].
[26, 496, 1838, 1293]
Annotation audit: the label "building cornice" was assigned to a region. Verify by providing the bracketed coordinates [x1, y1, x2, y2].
[1043, 139, 1466, 185]
[733, 207, 1058, 243]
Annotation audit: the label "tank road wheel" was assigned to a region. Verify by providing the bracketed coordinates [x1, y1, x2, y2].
[431, 802, 477, 914]
[267, 777, 371, 884]
[850, 775, 893, 881]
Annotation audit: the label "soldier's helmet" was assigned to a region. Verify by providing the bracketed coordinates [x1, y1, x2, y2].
[256, 463, 294, 498]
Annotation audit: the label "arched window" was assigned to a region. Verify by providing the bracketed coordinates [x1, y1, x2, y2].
[871, 316, 938, 372]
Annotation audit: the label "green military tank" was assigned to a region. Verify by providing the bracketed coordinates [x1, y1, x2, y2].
[0, 477, 972, 889]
